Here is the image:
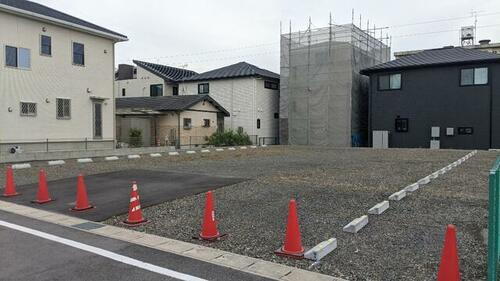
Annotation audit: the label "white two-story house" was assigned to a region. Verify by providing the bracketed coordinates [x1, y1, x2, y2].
[179, 62, 280, 144]
[0, 0, 127, 153]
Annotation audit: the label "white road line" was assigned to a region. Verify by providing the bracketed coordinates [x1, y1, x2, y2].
[0, 220, 207, 281]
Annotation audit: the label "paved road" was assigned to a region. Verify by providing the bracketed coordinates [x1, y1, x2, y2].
[0, 211, 272, 281]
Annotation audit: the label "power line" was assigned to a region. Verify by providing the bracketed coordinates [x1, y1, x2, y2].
[388, 11, 500, 29]
[392, 23, 500, 38]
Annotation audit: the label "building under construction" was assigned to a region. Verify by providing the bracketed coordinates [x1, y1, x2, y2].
[280, 22, 390, 146]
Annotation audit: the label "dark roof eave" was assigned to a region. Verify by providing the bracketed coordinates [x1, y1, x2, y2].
[183, 74, 280, 83]
[361, 58, 500, 75]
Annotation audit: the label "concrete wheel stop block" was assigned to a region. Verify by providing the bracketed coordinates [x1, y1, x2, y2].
[240, 146, 248, 150]
[48, 160, 65, 166]
[168, 152, 179, 156]
[150, 153, 162, 157]
[304, 238, 337, 261]
[105, 156, 119, 161]
[368, 201, 389, 215]
[389, 190, 406, 201]
[77, 158, 93, 163]
[12, 163, 31, 169]
[343, 215, 368, 233]
[201, 149, 210, 153]
[127, 155, 141, 159]
[215, 148, 224, 152]
[186, 151, 196, 154]
[404, 183, 419, 192]
[228, 147, 236, 151]
[417, 176, 430, 185]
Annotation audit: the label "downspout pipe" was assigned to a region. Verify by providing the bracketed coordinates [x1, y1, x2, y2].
[176, 111, 181, 149]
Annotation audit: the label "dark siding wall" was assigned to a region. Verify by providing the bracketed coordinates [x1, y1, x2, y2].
[491, 64, 500, 148]
[369, 64, 496, 149]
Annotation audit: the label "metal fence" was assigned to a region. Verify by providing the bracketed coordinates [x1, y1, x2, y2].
[488, 157, 500, 281]
[0, 138, 115, 154]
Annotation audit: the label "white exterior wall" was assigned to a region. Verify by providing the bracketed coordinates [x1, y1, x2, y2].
[179, 77, 279, 139]
[114, 65, 173, 98]
[0, 10, 116, 144]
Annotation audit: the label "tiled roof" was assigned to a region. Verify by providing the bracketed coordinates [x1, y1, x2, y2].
[361, 47, 500, 74]
[182, 62, 280, 82]
[133, 60, 198, 82]
[0, 0, 127, 39]
[116, 95, 230, 116]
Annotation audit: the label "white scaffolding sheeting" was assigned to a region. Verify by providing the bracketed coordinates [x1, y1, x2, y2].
[280, 23, 390, 146]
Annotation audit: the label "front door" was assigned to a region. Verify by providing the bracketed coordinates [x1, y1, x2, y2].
[93, 102, 103, 139]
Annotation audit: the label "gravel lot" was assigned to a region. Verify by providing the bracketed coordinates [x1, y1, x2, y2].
[2, 146, 497, 280]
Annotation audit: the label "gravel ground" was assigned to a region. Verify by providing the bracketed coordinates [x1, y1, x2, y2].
[2, 146, 497, 280]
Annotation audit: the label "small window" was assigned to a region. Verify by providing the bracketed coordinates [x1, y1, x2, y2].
[173, 86, 179, 96]
[274, 113, 279, 119]
[72, 42, 85, 66]
[257, 119, 261, 129]
[458, 127, 473, 135]
[198, 83, 209, 94]
[5, 46, 17, 67]
[264, 81, 279, 90]
[56, 98, 71, 119]
[150, 84, 163, 97]
[395, 118, 408, 132]
[41, 35, 51, 56]
[20, 102, 37, 116]
[6, 46, 30, 69]
[461, 67, 488, 86]
[203, 119, 210, 127]
[121, 88, 126, 97]
[183, 118, 192, 129]
[378, 73, 401, 90]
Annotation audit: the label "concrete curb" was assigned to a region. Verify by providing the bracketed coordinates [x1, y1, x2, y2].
[0, 200, 345, 281]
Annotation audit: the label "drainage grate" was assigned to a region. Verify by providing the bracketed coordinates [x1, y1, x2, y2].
[72, 222, 105, 230]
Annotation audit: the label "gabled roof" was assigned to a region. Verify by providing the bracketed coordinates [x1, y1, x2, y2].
[182, 62, 280, 82]
[133, 60, 198, 82]
[116, 95, 230, 116]
[361, 47, 500, 74]
[0, 0, 127, 41]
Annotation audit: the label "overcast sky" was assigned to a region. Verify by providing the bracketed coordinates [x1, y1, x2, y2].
[35, 0, 500, 73]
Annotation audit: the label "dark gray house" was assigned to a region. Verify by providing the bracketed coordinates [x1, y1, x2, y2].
[361, 47, 500, 150]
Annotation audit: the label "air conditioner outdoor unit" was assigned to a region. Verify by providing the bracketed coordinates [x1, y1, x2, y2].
[9, 146, 23, 154]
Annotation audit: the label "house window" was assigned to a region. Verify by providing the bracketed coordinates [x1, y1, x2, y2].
[121, 88, 126, 96]
[183, 118, 192, 129]
[150, 84, 163, 97]
[460, 67, 488, 86]
[274, 113, 279, 119]
[56, 98, 71, 119]
[198, 83, 209, 94]
[395, 118, 408, 132]
[173, 86, 179, 96]
[203, 119, 210, 127]
[264, 81, 279, 90]
[72, 42, 85, 66]
[257, 119, 261, 129]
[378, 73, 401, 90]
[6, 46, 31, 69]
[20, 102, 37, 116]
[458, 127, 473, 135]
[41, 35, 51, 56]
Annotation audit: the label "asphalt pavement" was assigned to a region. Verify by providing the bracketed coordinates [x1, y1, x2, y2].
[0, 210, 272, 281]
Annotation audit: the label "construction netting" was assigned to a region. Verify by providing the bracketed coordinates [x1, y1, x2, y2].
[280, 23, 390, 146]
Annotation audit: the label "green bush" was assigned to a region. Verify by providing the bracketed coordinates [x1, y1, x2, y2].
[207, 129, 252, 146]
[129, 128, 143, 147]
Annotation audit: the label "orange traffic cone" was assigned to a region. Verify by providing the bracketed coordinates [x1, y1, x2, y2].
[275, 199, 305, 259]
[70, 174, 94, 211]
[3, 165, 19, 197]
[437, 225, 461, 281]
[32, 169, 54, 204]
[199, 191, 222, 241]
[123, 181, 147, 226]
